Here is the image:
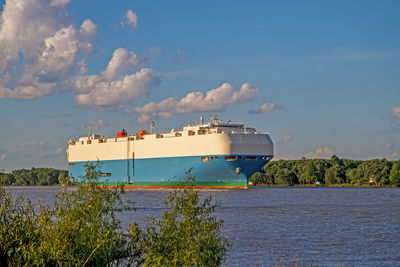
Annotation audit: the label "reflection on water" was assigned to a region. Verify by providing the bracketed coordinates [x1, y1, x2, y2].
[5, 186, 400, 266]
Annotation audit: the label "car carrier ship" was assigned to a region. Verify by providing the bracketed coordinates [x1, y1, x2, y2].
[67, 117, 274, 188]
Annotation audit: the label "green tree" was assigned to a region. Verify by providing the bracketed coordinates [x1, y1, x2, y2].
[135, 174, 229, 266]
[389, 161, 400, 187]
[324, 167, 337, 184]
[303, 161, 318, 184]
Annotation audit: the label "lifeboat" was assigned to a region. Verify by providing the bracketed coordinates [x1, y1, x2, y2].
[117, 129, 127, 138]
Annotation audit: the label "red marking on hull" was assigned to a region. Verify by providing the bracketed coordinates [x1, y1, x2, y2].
[98, 186, 248, 189]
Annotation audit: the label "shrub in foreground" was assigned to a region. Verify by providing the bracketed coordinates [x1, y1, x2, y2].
[0, 165, 228, 266]
[130, 175, 228, 266]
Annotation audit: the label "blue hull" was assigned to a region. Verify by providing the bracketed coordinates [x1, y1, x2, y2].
[68, 155, 271, 187]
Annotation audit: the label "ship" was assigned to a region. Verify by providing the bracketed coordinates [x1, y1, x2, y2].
[67, 116, 274, 188]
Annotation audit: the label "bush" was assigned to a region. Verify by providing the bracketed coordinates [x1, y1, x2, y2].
[0, 165, 228, 266]
[132, 173, 229, 266]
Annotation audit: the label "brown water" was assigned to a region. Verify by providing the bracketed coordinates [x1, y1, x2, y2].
[5, 186, 400, 266]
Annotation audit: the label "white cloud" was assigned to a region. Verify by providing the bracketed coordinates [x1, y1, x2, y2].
[74, 68, 159, 108]
[0, 0, 97, 99]
[123, 10, 138, 30]
[71, 47, 159, 108]
[19, 141, 47, 147]
[128, 83, 258, 123]
[391, 152, 399, 158]
[249, 102, 283, 114]
[392, 106, 400, 119]
[79, 19, 97, 41]
[0, 153, 6, 161]
[305, 147, 335, 159]
[102, 48, 144, 81]
[80, 119, 113, 131]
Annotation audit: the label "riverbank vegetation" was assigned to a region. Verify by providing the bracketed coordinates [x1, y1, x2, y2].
[0, 164, 228, 266]
[250, 155, 400, 187]
[0, 168, 68, 186]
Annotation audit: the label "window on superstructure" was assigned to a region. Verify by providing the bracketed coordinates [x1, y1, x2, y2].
[198, 130, 206, 135]
[87, 140, 91, 144]
[246, 156, 257, 161]
[188, 130, 195, 136]
[224, 156, 237, 161]
[201, 157, 209, 162]
[69, 163, 75, 167]
[100, 173, 111, 177]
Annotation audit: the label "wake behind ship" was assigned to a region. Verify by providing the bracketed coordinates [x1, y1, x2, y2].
[67, 117, 274, 188]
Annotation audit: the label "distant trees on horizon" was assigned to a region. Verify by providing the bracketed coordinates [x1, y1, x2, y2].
[250, 155, 400, 187]
[0, 168, 68, 186]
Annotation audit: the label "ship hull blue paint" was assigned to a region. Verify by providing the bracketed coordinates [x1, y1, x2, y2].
[68, 155, 271, 185]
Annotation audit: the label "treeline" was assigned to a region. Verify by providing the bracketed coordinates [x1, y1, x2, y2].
[0, 168, 68, 186]
[250, 155, 400, 186]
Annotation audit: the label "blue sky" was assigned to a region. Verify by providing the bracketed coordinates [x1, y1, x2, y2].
[0, 0, 399, 171]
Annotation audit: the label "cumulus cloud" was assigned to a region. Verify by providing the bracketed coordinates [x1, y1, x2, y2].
[305, 147, 335, 159]
[123, 10, 138, 30]
[102, 48, 145, 81]
[73, 67, 160, 108]
[0, 0, 97, 100]
[249, 102, 283, 114]
[70, 47, 160, 109]
[80, 119, 113, 131]
[0, 153, 6, 161]
[127, 83, 258, 123]
[79, 19, 97, 41]
[19, 141, 47, 147]
[392, 106, 400, 119]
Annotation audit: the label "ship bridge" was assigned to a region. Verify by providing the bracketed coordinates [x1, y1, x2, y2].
[182, 116, 257, 135]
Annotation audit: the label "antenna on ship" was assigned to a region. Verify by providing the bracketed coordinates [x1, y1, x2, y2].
[150, 122, 155, 134]
[88, 128, 91, 138]
[200, 116, 203, 124]
[210, 115, 219, 124]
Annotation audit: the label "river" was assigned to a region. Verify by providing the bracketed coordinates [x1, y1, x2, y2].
[5, 186, 400, 266]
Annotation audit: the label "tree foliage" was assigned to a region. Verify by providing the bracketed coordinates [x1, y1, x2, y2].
[250, 155, 398, 186]
[132, 174, 228, 266]
[0, 164, 228, 266]
[0, 168, 68, 186]
[389, 160, 400, 187]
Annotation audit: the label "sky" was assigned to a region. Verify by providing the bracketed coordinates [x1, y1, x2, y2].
[0, 0, 399, 171]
